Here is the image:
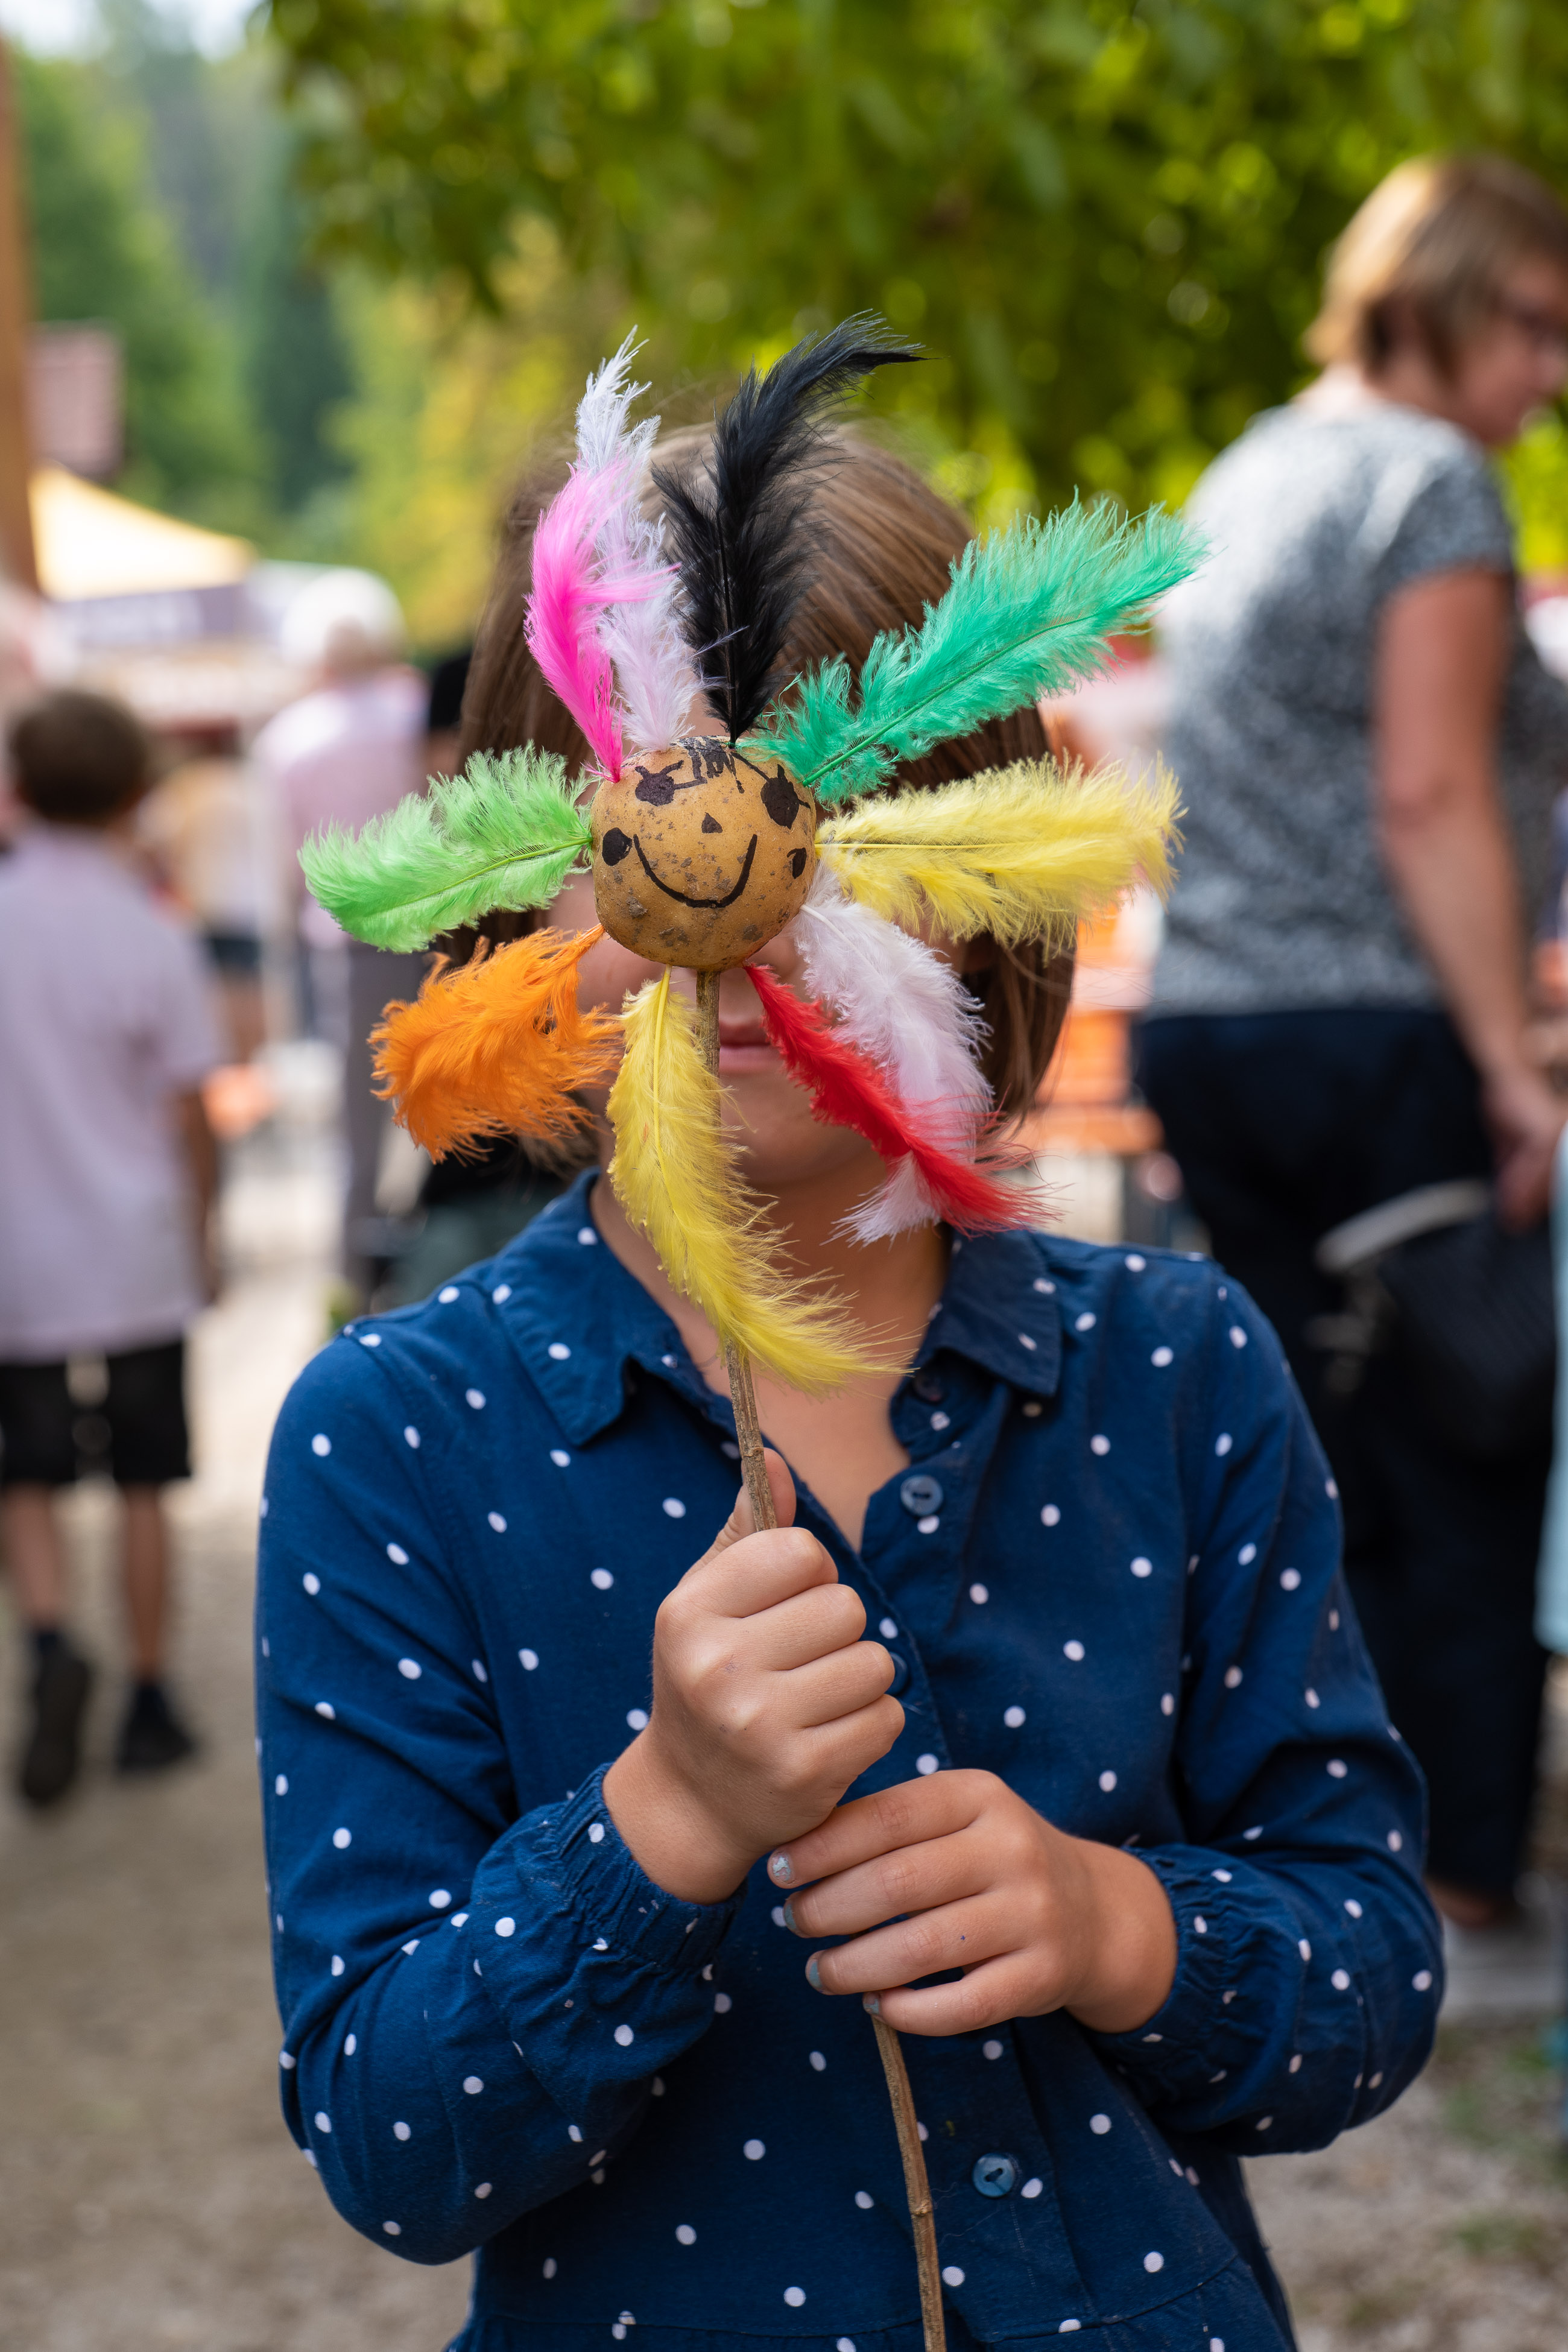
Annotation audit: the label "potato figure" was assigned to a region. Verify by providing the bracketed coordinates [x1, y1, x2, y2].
[590, 736, 816, 970]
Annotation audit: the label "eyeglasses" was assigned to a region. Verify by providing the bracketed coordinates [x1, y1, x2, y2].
[1493, 293, 1568, 356]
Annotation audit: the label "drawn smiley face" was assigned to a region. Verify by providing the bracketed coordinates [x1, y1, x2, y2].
[590, 736, 817, 970]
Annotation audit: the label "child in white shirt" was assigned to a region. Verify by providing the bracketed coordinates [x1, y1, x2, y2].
[0, 692, 220, 1804]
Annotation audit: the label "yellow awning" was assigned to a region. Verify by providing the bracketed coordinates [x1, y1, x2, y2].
[29, 464, 251, 602]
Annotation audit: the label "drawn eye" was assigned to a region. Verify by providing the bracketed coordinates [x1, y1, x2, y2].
[788, 846, 808, 877]
[601, 828, 633, 866]
[760, 769, 803, 829]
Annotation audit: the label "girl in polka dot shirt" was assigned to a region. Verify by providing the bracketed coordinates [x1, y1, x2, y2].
[258, 436, 1440, 2352]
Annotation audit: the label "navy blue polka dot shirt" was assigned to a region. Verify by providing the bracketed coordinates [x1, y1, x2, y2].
[257, 1171, 1440, 2352]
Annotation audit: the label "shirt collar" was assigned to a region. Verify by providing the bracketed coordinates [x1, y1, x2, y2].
[490, 1172, 1061, 1445]
[916, 1225, 1062, 1399]
[490, 1172, 713, 1446]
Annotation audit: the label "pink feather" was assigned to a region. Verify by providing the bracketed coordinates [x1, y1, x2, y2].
[526, 465, 657, 780]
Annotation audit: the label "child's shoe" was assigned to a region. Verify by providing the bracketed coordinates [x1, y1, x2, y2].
[115, 1680, 197, 1774]
[17, 1636, 93, 1807]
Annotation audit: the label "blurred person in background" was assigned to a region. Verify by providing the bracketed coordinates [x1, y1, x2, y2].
[251, 571, 428, 1308]
[1138, 155, 1568, 1932]
[139, 723, 274, 1063]
[0, 691, 220, 1805]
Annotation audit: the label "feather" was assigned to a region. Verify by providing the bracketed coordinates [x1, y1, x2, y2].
[371, 927, 618, 1159]
[753, 502, 1201, 801]
[745, 962, 1038, 1236]
[577, 338, 700, 750]
[653, 314, 920, 741]
[526, 464, 659, 780]
[575, 330, 655, 477]
[817, 757, 1182, 945]
[608, 972, 896, 1393]
[797, 864, 1004, 1239]
[797, 864, 991, 1154]
[300, 747, 593, 953]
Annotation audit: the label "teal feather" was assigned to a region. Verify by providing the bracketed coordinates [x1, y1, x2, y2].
[750, 501, 1203, 803]
[299, 747, 593, 951]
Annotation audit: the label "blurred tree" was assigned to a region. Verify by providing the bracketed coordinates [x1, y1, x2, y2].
[15, 44, 261, 519]
[321, 219, 625, 645]
[241, 133, 356, 516]
[265, 0, 1568, 516]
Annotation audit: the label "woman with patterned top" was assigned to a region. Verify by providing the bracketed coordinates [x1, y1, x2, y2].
[1140, 155, 1568, 1933]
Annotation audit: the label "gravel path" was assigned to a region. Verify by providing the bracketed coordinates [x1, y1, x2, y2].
[1, 1124, 1563, 2351]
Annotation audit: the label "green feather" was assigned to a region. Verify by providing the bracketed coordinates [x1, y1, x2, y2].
[299, 747, 594, 951]
[750, 501, 1203, 804]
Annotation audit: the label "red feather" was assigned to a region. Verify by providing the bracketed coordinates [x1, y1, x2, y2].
[745, 963, 1038, 1234]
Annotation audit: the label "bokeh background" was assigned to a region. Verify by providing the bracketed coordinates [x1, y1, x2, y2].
[8, 0, 1568, 649]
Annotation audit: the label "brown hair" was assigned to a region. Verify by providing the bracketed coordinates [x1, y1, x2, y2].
[1306, 153, 1568, 377]
[459, 428, 1071, 1118]
[7, 689, 151, 826]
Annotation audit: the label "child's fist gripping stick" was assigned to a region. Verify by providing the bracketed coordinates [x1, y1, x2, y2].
[604, 1449, 906, 1905]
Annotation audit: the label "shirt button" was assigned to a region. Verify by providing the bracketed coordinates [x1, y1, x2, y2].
[900, 1473, 944, 1517]
[912, 1373, 945, 1404]
[886, 1652, 909, 1696]
[972, 2152, 1019, 2198]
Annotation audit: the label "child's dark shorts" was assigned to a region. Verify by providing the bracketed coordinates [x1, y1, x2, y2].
[0, 1339, 189, 1488]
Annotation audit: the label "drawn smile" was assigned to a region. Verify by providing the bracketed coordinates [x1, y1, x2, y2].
[624, 830, 759, 908]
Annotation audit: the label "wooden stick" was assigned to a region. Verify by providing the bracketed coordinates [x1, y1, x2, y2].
[873, 2012, 947, 2352]
[691, 966, 947, 2352]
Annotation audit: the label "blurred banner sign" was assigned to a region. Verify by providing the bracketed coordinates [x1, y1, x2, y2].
[29, 323, 123, 479]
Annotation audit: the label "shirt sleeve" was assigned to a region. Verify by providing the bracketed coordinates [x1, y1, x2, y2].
[257, 1339, 742, 2264]
[1085, 1272, 1442, 2155]
[1370, 433, 1513, 602]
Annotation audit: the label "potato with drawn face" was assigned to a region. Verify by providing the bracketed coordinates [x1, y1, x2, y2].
[590, 736, 817, 970]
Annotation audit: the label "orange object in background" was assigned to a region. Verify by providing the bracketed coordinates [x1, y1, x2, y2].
[1022, 905, 1164, 1158]
[202, 1061, 276, 1142]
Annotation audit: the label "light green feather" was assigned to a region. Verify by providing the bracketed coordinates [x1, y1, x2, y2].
[299, 747, 594, 951]
[750, 501, 1202, 804]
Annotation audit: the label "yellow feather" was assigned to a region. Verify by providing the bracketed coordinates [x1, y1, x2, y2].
[607, 973, 900, 1396]
[816, 757, 1182, 946]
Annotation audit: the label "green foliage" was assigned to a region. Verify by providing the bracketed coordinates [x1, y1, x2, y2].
[16, 45, 259, 516]
[1502, 413, 1568, 574]
[266, 0, 1568, 515]
[240, 132, 356, 515]
[300, 746, 594, 950]
[15, 16, 357, 536]
[758, 503, 1200, 800]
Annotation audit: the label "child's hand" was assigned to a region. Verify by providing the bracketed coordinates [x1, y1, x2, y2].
[768, 1769, 1178, 2036]
[602, 1451, 905, 1905]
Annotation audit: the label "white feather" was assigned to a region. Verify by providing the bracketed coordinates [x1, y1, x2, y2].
[841, 1155, 940, 1247]
[798, 865, 995, 1241]
[575, 336, 698, 750]
[798, 866, 991, 1149]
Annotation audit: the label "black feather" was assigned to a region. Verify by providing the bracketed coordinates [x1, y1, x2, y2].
[653, 314, 921, 739]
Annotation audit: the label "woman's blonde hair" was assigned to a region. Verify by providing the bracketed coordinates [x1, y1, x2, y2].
[1306, 153, 1568, 376]
[458, 428, 1072, 1120]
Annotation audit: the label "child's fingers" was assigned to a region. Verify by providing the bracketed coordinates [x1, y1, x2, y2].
[783, 1825, 979, 1939]
[868, 1952, 1042, 2039]
[744, 1581, 867, 1671]
[767, 1769, 992, 1889]
[795, 1695, 907, 1789]
[782, 1640, 897, 1727]
[676, 1523, 838, 1625]
[712, 1446, 797, 1547]
[805, 1892, 1016, 2001]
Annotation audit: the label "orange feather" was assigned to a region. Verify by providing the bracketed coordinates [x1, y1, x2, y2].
[371, 926, 618, 1158]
